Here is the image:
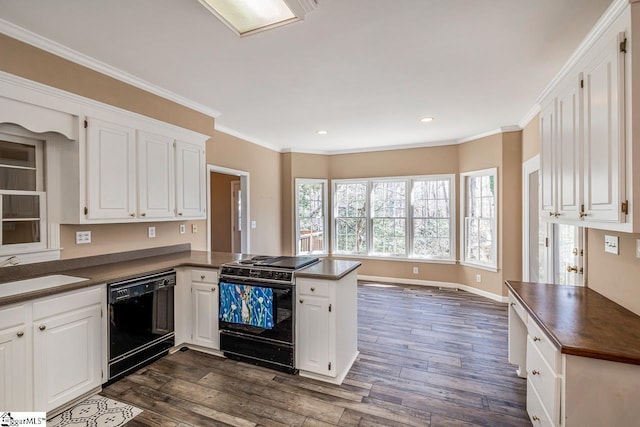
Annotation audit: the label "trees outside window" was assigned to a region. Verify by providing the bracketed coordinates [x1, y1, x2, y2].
[295, 179, 328, 255]
[333, 175, 455, 261]
[461, 168, 497, 269]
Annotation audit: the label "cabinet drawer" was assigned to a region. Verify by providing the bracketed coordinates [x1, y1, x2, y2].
[527, 336, 561, 424]
[508, 292, 528, 324]
[527, 378, 556, 427]
[32, 286, 102, 321]
[0, 304, 27, 330]
[527, 317, 561, 372]
[191, 269, 218, 284]
[298, 279, 329, 297]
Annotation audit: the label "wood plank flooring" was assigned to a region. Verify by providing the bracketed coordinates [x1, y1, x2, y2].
[102, 282, 531, 426]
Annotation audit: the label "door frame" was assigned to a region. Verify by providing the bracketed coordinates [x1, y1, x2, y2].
[230, 180, 241, 253]
[207, 165, 250, 253]
[522, 155, 540, 282]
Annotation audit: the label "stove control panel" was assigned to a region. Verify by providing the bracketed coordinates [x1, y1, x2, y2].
[220, 265, 294, 284]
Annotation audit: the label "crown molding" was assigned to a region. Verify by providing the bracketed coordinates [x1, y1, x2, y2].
[518, 104, 541, 129]
[0, 18, 221, 119]
[214, 125, 283, 153]
[535, 0, 629, 104]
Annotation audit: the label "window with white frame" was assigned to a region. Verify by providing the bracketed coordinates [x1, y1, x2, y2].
[461, 168, 497, 269]
[0, 133, 47, 254]
[333, 175, 455, 260]
[295, 178, 328, 255]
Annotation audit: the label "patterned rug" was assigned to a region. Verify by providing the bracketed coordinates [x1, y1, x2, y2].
[48, 395, 142, 427]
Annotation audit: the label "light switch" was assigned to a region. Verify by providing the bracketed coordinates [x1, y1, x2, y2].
[636, 239, 640, 258]
[251, 220, 257, 229]
[604, 235, 619, 255]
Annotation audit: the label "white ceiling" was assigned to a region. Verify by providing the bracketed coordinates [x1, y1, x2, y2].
[0, 0, 613, 153]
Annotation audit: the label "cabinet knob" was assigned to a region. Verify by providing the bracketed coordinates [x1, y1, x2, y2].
[532, 370, 540, 375]
[39, 324, 46, 331]
[299, 299, 304, 304]
[532, 415, 540, 421]
[129, 213, 135, 217]
[310, 287, 315, 292]
[533, 336, 541, 342]
[178, 212, 183, 216]
[212, 288, 215, 292]
[201, 275, 206, 280]
[510, 302, 515, 307]
[16, 331, 24, 337]
[141, 213, 146, 217]
[567, 265, 578, 273]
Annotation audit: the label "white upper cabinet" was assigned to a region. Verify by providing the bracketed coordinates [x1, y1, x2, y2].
[79, 117, 207, 223]
[539, 5, 631, 232]
[86, 118, 136, 220]
[175, 140, 206, 219]
[137, 131, 175, 219]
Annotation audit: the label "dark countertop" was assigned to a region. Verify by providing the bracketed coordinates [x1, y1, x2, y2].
[506, 280, 640, 366]
[0, 247, 361, 307]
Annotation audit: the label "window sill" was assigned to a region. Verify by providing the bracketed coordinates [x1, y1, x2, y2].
[459, 261, 498, 272]
[331, 253, 457, 265]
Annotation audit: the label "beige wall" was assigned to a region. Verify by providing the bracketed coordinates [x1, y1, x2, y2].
[522, 113, 541, 162]
[210, 172, 237, 252]
[587, 230, 640, 315]
[207, 132, 281, 255]
[0, 34, 213, 259]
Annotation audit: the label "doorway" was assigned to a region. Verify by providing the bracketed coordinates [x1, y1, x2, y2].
[523, 155, 584, 286]
[207, 165, 249, 254]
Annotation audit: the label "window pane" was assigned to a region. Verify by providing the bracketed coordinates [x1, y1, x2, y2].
[2, 195, 40, 218]
[372, 181, 405, 218]
[2, 220, 40, 244]
[0, 167, 37, 191]
[335, 182, 367, 253]
[372, 218, 405, 255]
[297, 182, 325, 254]
[335, 217, 367, 253]
[411, 179, 451, 258]
[0, 140, 36, 168]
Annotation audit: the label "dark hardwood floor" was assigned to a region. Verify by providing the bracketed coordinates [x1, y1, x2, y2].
[102, 282, 531, 426]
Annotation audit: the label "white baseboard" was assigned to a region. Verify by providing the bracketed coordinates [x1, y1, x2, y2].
[357, 274, 508, 303]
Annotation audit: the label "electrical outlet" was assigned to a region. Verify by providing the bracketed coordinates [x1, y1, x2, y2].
[413, 267, 419, 274]
[148, 226, 156, 238]
[476, 274, 482, 283]
[604, 235, 619, 255]
[179, 224, 186, 234]
[636, 239, 640, 258]
[251, 220, 257, 229]
[192, 224, 198, 234]
[75, 231, 91, 244]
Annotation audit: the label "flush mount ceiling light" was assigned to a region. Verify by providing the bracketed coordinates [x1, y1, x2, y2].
[317, 130, 328, 135]
[199, 0, 318, 37]
[420, 117, 434, 123]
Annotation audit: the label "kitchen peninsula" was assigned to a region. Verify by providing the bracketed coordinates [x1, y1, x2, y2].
[0, 245, 361, 415]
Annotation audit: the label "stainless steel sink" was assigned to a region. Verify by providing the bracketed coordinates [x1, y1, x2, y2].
[0, 274, 89, 298]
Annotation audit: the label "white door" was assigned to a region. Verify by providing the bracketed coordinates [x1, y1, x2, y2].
[557, 77, 582, 219]
[553, 224, 584, 286]
[86, 118, 136, 220]
[191, 283, 220, 350]
[176, 140, 205, 218]
[297, 295, 331, 375]
[231, 180, 241, 253]
[0, 306, 29, 411]
[137, 131, 174, 219]
[33, 305, 101, 411]
[582, 31, 625, 222]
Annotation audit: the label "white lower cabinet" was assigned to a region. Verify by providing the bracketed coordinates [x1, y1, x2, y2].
[190, 269, 220, 350]
[0, 304, 29, 411]
[0, 285, 103, 413]
[296, 271, 358, 384]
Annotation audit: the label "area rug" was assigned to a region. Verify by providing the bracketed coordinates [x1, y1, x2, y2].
[48, 395, 142, 427]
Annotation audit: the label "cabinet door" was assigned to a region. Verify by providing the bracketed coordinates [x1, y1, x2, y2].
[175, 140, 205, 219]
[557, 78, 582, 218]
[0, 305, 29, 411]
[86, 118, 136, 220]
[582, 32, 625, 223]
[540, 100, 557, 217]
[191, 282, 220, 350]
[33, 305, 101, 412]
[297, 295, 332, 376]
[138, 131, 175, 219]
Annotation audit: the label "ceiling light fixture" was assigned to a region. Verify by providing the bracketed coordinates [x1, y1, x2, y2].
[420, 117, 434, 123]
[317, 130, 328, 135]
[199, 0, 318, 37]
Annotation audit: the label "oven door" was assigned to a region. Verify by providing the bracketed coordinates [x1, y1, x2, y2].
[218, 279, 294, 345]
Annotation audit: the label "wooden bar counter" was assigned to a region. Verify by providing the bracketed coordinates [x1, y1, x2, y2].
[506, 280, 640, 427]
